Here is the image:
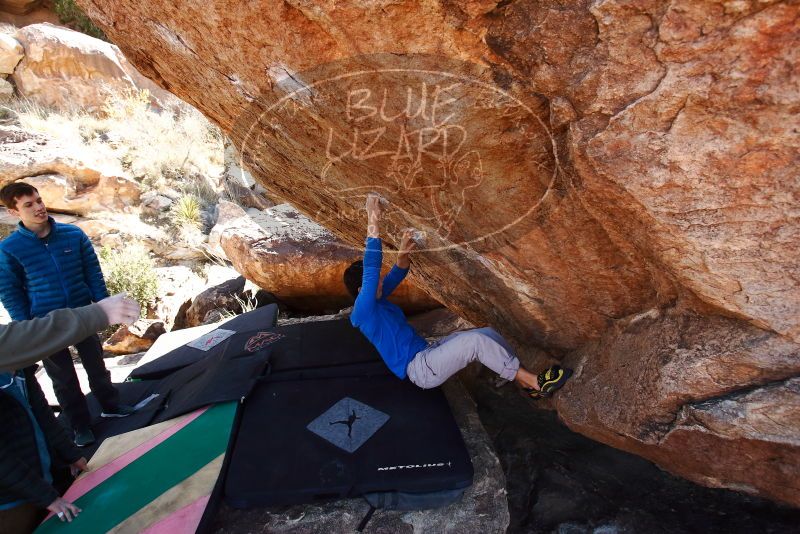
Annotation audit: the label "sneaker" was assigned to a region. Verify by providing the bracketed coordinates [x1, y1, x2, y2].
[100, 404, 137, 418]
[527, 365, 573, 399]
[74, 428, 95, 448]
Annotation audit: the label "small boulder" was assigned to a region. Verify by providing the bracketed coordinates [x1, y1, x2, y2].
[218, 202, 440, 313]
[0, 125, 107, 184]
[140, 190, 173, 214]
[21, 173, 141, 215]
[0, 78, 13, 100]
[184, 275, 248, 328]
[223, 177, 274, 210]
[0, 33, 23, 75]
[103, 319, 165, 355]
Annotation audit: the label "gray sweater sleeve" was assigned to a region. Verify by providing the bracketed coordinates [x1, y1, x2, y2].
[0, 304, 108, 372]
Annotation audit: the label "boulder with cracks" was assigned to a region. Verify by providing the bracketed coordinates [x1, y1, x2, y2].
[76, 0, 800, 506]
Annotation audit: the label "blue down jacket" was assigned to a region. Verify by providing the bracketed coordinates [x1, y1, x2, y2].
[0, 217, 109, 321]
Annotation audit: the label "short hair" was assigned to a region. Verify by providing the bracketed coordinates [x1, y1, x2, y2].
[343, 260, 363, 298]
[0, 182, 39, 210]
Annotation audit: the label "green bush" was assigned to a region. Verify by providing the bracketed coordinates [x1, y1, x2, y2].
[99, 245, 158, 313]
[171, 194, 202, 229]
[53, 0, 108, 41]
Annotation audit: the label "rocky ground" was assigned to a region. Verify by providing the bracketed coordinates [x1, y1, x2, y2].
[462, 367, 800, 534]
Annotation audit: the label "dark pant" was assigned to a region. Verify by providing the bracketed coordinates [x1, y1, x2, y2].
[0, 502, 43, 534]
[42, 334, 119, 431]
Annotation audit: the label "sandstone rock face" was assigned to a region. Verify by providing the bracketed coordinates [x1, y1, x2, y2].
[216, 201, 440, 313]
[11, 23, 174, 111]
[78, 0, 800, 506]
[0, 125, 106, 184]
[0, 0, 41, 16]
[21, 173, 140, 215]
[0, 124, 141, 214]
[0, 33, 23, 74]
[555, 307, 800, 507]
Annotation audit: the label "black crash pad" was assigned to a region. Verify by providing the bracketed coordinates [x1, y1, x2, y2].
[70, 344, 271, 457]
[223, 317, 473, 508]
[128, 304, 279, 381]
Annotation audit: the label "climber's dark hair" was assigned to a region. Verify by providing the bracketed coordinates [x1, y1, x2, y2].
[343, 260, 363, 298]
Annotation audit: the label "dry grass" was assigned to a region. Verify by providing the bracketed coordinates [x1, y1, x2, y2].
[7, 90, 225, 193]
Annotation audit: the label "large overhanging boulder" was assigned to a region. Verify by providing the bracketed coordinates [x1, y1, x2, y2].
[76, 0, 800, 506]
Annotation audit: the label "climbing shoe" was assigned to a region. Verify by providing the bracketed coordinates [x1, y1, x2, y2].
[527, 365, 572, 399]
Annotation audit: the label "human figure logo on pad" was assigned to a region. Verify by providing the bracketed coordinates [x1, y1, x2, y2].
[330, 409, 361, 438]
[231, 54, 558, 265]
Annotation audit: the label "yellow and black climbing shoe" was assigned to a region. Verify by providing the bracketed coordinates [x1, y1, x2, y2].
[527, 365, 572, 399]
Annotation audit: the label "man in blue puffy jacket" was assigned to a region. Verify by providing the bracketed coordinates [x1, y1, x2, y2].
[0, 182, 135, 448]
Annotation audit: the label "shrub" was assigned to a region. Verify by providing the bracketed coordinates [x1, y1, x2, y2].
[171, 194, 202, 229]
[99, 245, 158, 314]
[53, 0, 108, 41]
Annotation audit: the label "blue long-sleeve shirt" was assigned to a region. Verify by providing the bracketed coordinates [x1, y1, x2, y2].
[350, 238, 427, 379]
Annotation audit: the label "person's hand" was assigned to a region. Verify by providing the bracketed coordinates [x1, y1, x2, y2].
[397, 228, 418, 269]
[399, 229, 418, 255]
[366, 193, 383, 238]
[47, 497, 81, 522]
[96, 293, 141, 326]
[365, 193, 383, 221]
[70, 457, 88, 478]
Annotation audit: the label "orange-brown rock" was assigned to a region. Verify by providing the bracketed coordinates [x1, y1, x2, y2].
[0, 0, 41, 16]
[555, 307, 800, 507]
[11, 23, 175, 111]
[0, 124, 141, 214]
[0, 33, 23, 74]
[216, 201, 440, 313]
[21, 172, 140, 214]
[77, 0, 800, 506]
[0, 125, 106, 184]
[103, 319, 165, 355]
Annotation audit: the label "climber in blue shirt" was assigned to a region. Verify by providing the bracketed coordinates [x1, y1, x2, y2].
[346, 194, 571, 398]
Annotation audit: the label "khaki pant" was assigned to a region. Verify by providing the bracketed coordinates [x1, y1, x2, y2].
[407, 327, 520, 389]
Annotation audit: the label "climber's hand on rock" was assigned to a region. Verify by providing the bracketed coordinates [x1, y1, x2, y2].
[366, 193, 383, 221]
[366, 193, 383, 238]
[397, 228, 417, 269]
